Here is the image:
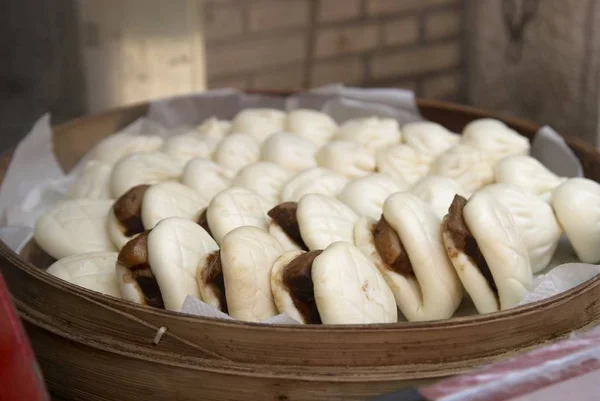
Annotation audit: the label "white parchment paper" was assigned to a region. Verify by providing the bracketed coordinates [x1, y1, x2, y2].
[180, 296, 299, 324]
[0, 85, 596, 323]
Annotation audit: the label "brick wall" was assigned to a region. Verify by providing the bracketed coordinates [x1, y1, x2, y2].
[204, 0, 466, 101]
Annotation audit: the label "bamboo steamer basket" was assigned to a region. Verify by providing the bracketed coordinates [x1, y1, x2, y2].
[2, 96, 600, 401]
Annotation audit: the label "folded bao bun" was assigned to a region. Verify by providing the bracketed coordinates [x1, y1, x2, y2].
[87, 133, 164, 165]
[376, 144, 430, 186]
[411, 176, 467, 220]
[287, 109, 338, 147]
[108, 181, 205, 249]
[271, 242, 397, 324]
[231, 108, 287, 143]
[551, 178, 600, 263]
[337, 117, 402, 155]
[232, 162, 291, 209]
[479, 184, 561, 273]
[280, 167, 348, 203]
[316, 140, 376, 178]
[196, 117, 231, 143]
[34, 199, 116, 260]
[162, 133, 214, 164]
[66, 160, 113, 200]
[181, 158, 234, 205]
[260, 132, 318, 173]
[297, 194, 359, 250]
[108, 185, 149, 249]
[354, 193, 463, 321]
[402, 121, 460, 162]
[206, 186, 270, 244]
[270, 250, 311, 323]
[429, 144, 494, 194]
[220, 226, 283, 321]
[461, 118, 530, 164]
[338, 174, 403, 220]
[494, 155, 564, 201]
[47, 252, 121, 298]
[141, 181, 206, 228]
[110, 151, 183, 198]
[196, 248, 227, 312]
[268, 202, 308, 252]
[213, 132, 260, 174]
[116, 217, 218, 311]
[441, 194, 532, 314]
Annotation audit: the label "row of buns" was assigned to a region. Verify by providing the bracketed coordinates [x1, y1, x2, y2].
[35, 109, 600, 324]
[44, 175, 599, 324]
[65, 109, 550, 206]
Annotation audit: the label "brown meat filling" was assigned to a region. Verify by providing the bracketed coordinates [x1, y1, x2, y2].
[268, 202, 308, 250]
[445, 195, 497, 293]
[113, 185, 149, 236]
[201, 251, 228, 313]
[118, 231, 165, 308]
[373, 217, 413, 276]
[197, 208, 213, 237]
[282, 250, 323, 324]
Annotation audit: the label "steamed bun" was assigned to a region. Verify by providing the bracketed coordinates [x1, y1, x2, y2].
[480, 183, 561, 273]
[181, 158, 233, 205]
[376, 144, 430, 186]
[411, 176, 466, 220]
[403, 122, 460, 162]
[163, 134, 213, 164]
[338, 174, 403, 219]
[495, 155, 564, 202]
[280, 167, 348, 202]
[196, 117, 231, 143]
[336, 117, 401, 155]
[461, 118, 530, 164]
[213, 133, 260, 174]
[551, 178, 600, 264]
[316, 140, 376, 178]
[429, 144, 494, 194]
[232, 162, 291, 208]
[231, 108, 287, 143]
[287, 109, 338, 147]
[260, 132, 317, 173]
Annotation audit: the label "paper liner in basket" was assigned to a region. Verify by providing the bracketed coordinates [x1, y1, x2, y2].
[0, 85, 596, 323]
[181, 295, 300, 324]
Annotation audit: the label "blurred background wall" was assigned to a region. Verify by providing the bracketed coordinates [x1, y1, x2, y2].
[1, 0, 599, 149]
[202, 0, 465, 100]
[467, 0, 600, 145]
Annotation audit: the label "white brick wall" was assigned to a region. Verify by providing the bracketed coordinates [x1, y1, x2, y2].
[383, 17, 420, 46]
[207, 35, 306, 78]
[312, 57, 365, 86]
[203, 0, 465, 101]
[366, 0, 458, 16]
[318, 0, 362, 23]
[370, 43, 461, 79]
[250, 65, 305, 90]
[249, 0, 310, 32]
[424, 10, 461, 40]
[315, 23, 379, 58]
[204, 3, 244, 41]
[422, 72, 461, 99]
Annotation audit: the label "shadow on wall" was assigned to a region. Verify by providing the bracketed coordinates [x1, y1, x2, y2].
[467, 0, 600, 146]
[0, 0, 85, 151]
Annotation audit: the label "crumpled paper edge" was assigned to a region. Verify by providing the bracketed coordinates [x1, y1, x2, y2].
[180, 295, 300, 325]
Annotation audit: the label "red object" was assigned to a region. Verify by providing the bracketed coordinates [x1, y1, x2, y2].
[0, 272, 49, 401]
